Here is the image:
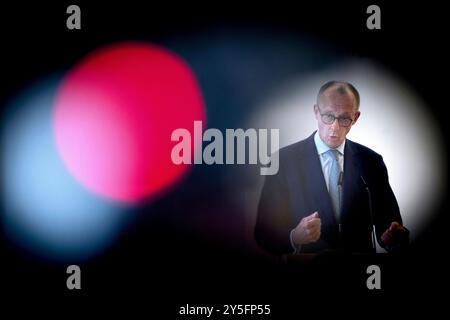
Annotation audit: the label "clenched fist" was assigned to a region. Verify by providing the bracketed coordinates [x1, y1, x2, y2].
[381, 221, 409, 250]
[291, 211, 321, 246]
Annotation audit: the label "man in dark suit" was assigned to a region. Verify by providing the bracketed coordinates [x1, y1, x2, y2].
[255, 81, 409, 254]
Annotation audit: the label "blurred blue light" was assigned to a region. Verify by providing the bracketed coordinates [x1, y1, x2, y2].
[1, 77, 130, 261]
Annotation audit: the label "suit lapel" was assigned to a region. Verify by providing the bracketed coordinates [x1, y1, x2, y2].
[302, 134, 339, 231]
[341, 140, 362, 221]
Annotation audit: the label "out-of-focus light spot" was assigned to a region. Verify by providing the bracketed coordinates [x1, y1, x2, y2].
[2, 78, 129, 261]
[54, 42, 206, 203]
[250, 60, 446, 240]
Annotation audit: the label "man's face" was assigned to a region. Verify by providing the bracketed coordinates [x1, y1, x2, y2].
[314, 89, 360, 148]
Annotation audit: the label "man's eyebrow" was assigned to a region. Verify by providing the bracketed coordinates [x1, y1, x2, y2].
[325, 111, 352, 117]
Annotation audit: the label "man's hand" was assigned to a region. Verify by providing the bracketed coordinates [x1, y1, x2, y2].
[292, 211, 321, 246]
[381, 221, 409, 249]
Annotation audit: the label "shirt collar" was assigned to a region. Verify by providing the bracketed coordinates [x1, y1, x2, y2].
[314, 131, 345, 155]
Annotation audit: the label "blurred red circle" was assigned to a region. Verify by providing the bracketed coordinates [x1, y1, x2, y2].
[54, 42, 205, 203]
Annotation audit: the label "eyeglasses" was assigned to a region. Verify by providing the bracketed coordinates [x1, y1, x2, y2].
[317, 108, 355, 127]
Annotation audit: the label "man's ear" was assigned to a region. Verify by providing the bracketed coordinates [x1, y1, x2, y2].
[353, 111, 361, 124]
[313, 104, 319, 120]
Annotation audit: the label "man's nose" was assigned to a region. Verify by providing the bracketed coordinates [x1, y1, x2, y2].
[330, 118, 340, 129]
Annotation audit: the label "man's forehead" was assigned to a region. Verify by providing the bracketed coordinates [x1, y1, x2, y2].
[321, 87, 355, 102]
[319, 89, 357, 110]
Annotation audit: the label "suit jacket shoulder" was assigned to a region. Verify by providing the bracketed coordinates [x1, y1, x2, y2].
[346, 139, 382, 160]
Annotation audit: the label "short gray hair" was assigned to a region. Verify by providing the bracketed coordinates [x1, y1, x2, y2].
[317, 81, 360, 110]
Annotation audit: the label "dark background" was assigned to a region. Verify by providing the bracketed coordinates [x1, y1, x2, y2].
[1, 1, 447, 316]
